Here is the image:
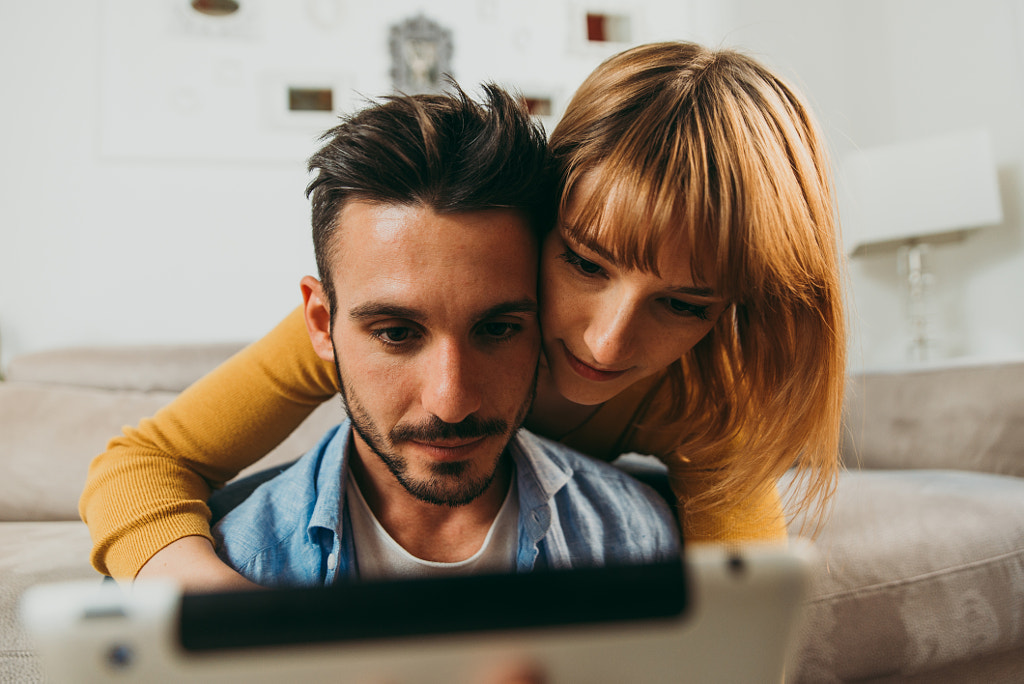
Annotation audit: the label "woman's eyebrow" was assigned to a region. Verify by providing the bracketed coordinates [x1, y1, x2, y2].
[567, 233, 721, 299]
[665, 285, 719, 298]
[574, 235, 618, 264]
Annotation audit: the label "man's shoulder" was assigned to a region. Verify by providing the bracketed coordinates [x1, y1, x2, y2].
[515, 429, 658, 486]
[213, 423, 349, 563]
[221, 423, 347, 515]
[512, 429, 680, 564]
[513, 429, 674, 514]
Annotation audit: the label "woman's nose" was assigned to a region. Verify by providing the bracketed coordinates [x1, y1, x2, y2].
[582, 295, 638, 367]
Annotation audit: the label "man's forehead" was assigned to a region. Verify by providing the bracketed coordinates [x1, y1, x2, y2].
[332, 202, 536, 254]
[330, 201, 538, 313]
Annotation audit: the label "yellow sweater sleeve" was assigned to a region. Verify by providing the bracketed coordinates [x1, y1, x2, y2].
[562, 375, 787, 543]
[79, 306, 339, 578]
[82, 310, 782, 577]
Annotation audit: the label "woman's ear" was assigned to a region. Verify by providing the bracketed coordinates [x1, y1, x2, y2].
[300, 275, 336, 362]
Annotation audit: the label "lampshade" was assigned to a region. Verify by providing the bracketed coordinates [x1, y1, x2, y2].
[840, 129, 1003, 256]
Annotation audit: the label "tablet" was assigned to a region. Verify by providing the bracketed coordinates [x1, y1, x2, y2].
[21, 542, 814, 683]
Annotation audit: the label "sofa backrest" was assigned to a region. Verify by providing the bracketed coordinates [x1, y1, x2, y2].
[841, 358, 1024, 478]
[4, 343, 247, 392]
[0, 344, 341, 522]
[5, 343, 1022, 522]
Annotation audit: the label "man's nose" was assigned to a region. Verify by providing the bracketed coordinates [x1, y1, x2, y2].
[421, 339, 482, 424]
[582, 293, 638, 367]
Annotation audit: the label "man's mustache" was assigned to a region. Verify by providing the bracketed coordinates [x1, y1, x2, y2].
[390, 414, 509, 443]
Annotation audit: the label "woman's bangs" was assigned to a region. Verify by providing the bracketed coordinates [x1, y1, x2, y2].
[561, 161, 710, 280]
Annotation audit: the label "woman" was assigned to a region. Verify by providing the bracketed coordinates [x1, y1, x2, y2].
[81, 41, 845, 587]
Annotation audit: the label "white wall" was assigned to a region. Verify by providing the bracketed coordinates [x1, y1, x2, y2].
[723, 0, 1024, 370]
[3, 0, 1024, 373]
[0, 0, 710, 371]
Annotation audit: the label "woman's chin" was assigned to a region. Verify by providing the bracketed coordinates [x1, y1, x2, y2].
[549, 366, 624, 406]
[543, 341, 637, 406]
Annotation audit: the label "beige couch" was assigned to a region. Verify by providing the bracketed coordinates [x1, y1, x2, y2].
[787, 360, 1024, 682]
[1, 345, 1022, 682]
[0, 344, 341, 683]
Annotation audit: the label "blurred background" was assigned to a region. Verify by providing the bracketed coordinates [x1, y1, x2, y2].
[1, 0, 1022, 373]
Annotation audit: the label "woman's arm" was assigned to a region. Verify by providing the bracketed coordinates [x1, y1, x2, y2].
[79, 306, 339, 579]
[134, 536, 261, 593]
[562, 373, 788, 544]
[672, 479, 788, 543]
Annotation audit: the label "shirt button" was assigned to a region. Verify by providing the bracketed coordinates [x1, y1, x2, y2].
[327, 552, 337, 570]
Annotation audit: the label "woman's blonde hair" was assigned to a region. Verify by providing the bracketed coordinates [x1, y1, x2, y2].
[549, 42, 845, 535]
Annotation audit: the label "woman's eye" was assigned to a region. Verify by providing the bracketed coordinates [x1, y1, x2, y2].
[559, 248, 604, 276]
[666, 299, 711, 321]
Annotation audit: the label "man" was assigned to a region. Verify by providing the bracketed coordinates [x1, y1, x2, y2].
[211, 85, 679, 586]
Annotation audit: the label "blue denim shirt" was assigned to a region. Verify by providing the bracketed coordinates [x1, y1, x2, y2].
[214, 420, 680, 587]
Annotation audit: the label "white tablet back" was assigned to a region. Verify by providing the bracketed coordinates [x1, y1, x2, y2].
[21, 542, 814, 683]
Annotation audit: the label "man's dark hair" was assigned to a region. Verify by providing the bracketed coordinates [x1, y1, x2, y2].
[306, 83, 554, 313]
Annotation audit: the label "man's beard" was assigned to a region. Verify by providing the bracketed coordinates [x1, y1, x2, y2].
[332, 354, 536, 508]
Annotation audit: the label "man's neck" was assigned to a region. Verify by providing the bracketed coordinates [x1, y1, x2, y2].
[346, 435, 514, 563]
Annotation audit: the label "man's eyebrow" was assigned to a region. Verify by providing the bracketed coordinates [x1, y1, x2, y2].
[348, 303, 424, 321]
[477, 298, 539, 319]
[347, 298, 538, 322]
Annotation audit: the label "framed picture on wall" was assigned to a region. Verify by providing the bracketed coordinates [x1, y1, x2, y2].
[389, 14, 453, 95]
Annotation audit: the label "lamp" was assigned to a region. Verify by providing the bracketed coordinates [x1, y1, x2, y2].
[840, 129, 1003, 362]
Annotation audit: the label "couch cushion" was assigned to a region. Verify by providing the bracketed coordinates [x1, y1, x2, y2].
[842, 360, 1024, 477]
[0, 521, 98, 684]
[785, 469, 1024, 682]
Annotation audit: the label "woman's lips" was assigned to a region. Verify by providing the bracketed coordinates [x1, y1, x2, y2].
[560, 342, 629, 382]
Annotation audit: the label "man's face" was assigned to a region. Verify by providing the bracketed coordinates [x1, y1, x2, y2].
[324, 202, 540, 507]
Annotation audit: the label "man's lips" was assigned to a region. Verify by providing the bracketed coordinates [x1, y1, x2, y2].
[560, 342, 629, 382]
[409, 437, 487, 461]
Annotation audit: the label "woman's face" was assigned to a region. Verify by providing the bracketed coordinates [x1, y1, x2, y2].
[539, 186, 729, 406]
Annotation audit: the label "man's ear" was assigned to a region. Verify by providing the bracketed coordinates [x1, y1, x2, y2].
[300, 275, 336, 363]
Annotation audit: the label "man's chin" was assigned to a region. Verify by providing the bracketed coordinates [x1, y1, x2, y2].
[397, 454, 506, 508]
[400, 474, 496, 508]
[428, 460, 472, 477]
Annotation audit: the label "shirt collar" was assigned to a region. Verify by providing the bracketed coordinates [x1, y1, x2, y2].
[508, 430, 573, 509]
[306, 420, 352, 541]
[305, 424, 572, 541]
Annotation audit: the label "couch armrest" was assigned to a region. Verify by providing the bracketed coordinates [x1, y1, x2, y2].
[841, 359, 1024, 478]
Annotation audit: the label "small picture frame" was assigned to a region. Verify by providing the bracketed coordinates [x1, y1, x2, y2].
[567, 2, 640, 56]
[389, 14, 454, 95]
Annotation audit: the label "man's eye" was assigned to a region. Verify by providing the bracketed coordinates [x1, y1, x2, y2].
[478, 321, 520, 341]
[372, 327, 416, 345]
[559, 248, 604, 276]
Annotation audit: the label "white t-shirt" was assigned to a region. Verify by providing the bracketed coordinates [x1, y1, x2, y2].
[345, 469, 520, 580]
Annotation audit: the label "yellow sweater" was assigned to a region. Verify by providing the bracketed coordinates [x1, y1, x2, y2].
[80, 307, 786, 578]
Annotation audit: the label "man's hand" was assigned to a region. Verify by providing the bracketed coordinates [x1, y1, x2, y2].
[479, 661, 546, 684]
[135, 535, 261, 593]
